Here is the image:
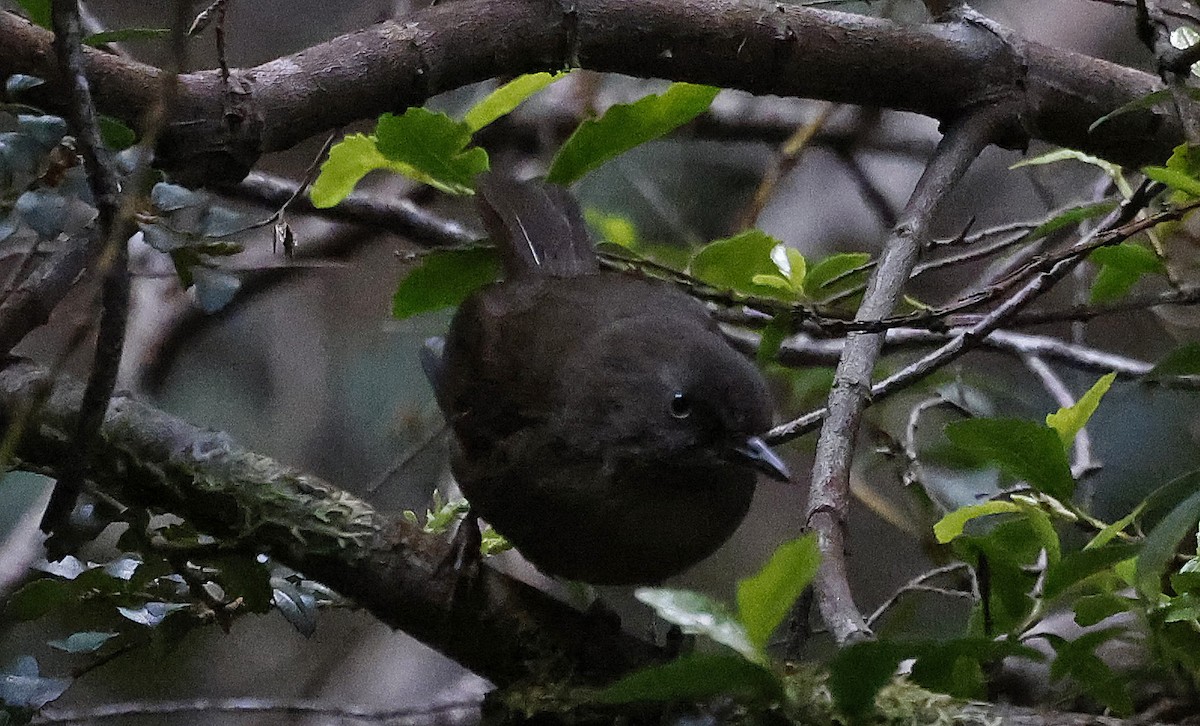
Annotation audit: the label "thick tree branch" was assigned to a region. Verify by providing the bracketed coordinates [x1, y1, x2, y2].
[0, 359, 664, 687]
[0, 0, 1183, 184]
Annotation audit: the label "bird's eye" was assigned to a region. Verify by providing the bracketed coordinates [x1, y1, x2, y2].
[669, 392, 692, 419]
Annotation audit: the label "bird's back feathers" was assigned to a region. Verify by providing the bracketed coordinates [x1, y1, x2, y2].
[476, 172, 598, 278]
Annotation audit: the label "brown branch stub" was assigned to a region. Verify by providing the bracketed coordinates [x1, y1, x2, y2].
[0, 359, 664, 687]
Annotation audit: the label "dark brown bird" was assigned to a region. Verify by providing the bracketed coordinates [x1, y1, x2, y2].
[423, 173, 788, 585]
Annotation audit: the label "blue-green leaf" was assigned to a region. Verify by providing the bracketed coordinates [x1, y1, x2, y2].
[47, 631, 118, 654]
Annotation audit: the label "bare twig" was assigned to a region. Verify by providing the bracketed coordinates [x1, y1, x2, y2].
[866, 563, 971, 628]
[228, 171, 476, 246]
[39, 0, 187, 546]
[35, 697, 480, 725]
[798, 105, 1009, 648]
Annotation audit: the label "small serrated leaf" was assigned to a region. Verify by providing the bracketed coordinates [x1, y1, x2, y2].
[1146, 342, 1200, 379]
[151, 183, 202, 212]
[5, 74, 45, 97]
[1088, 244, 1164, 303]
[6, 580, 72, 621]
[15, 189, 68, 238]
[191, 268, 241, 313]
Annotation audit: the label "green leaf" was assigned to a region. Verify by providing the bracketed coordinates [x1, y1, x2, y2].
[736, 533, 819, 652]
[6, 580, 71, 621]
[1143, 164, 1200, 198]
[546, 83, 719, 184]
[1136, 488, 1200, 599]
[462, 72, 565, 132]
[392, 247, 500, 319]
[1048, 629, 1134, 715]
[689, 230, 789, 299]
[374, 109, 489, 195]
[310, 110, 489, 206]
[1073, 592, 1134, 626]
[84, 28, 170, 46]
[596, 654, 782, 704]
[910, 639, 1043, 699]
[1026, 201, 1117, 242]
[828, 641, 908, 722]
[1043, 543, 1141, 600]
[584, 208, 639, 249]
[1085, 507, 1141, 550]
[310, 134, 384, 208]
[1089, 244, 1164, 303]
[933, 500, 1021, 544]
[1015, 501, 1061, 565]
[756, 313, 791, 365]
[634, 588, 756, 661]
[945, 418, 1075, 500]
[782, 247, 807, 291]
[1087, 89, 1173, 134]
[804, 252, 870, 295]
[204, 555, 272, 613]
[15, 0, 50, 28]
[1146, 342, 1200, 379]
[1166, 142, 1200, 178]
[98, 116, 136, 150]
[47, 632, 117, 654]
[1045, 372, 1116, 449]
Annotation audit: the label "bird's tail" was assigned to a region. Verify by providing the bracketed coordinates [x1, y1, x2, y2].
[476, 171, 598, 278]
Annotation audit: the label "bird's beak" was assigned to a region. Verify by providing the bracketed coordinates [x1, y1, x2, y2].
[730, 436, 790, 483]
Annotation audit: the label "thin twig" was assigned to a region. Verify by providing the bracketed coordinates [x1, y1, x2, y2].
[797, 104, 1009, 648]
[34, 697, 480, 725]
[866, 562, 971, 628]
[39, 0, 188, 547]
[768, 182, 1162, 443]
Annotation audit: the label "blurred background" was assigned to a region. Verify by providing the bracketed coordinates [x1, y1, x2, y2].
[4, 0, 1200, 722]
